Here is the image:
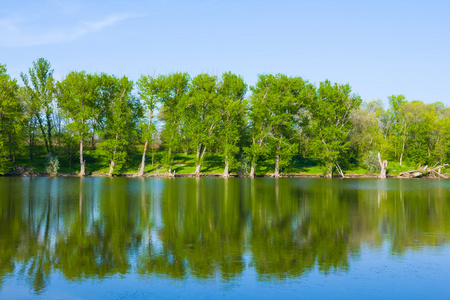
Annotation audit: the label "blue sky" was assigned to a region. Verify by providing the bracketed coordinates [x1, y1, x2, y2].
[1, 0, 449, 105]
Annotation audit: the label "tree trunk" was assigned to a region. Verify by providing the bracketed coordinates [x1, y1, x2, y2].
[138, 141, 148, 176]
[29, 123, 34, 164]
[195, 164, 201, 177]
[335, 162, 345, 178]
[274, 146, 280, 177]
[378, 152, 387, 179]
[196, 145, 201, 160]
[195, 145, 207, 177]
[46, 111, 53, 154]
[109, 134, 118, 176]
[325, 165, 333, 178]
[400, 136, 406, 166]
[37, 116, 49, 153]
[109, 159, 115, 176]
[79, 139, 85, 177]
[249, 161, 255, 178]
[139, 110, 153, 177]
[223, 158, 229, 177]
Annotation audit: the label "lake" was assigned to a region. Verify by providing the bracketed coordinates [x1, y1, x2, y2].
[1, 177, 450, 299]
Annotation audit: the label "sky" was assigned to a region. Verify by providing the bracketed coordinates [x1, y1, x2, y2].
[1, 0, 449, 105]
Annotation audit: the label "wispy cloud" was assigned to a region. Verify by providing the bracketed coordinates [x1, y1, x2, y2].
[0, 13, 137, 47]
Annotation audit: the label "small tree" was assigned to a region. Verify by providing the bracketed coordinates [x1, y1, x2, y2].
[363, 151, 381, 173]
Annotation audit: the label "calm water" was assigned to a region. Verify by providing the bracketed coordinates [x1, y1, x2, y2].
[1, 177, 450, 299]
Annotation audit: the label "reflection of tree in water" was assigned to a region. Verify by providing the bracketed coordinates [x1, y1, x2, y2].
[1, 178, 450, 291]
[249, 179, 360, 279]
[138, 178, 246, 281]
[53, 178, 144, 280]
[0, 178, 61, 294]
[378, 180, 450, 254]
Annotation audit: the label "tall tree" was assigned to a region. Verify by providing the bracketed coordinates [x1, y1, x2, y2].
[246, 74, 309, 177]
[308, 80, 361, 177]
[20, 58, 55, 154]
[385, 94, 408, 165]
[0, 64, 23, 170]
[350, 100, 385, 163]
[56, 71, 98, 176]
[97, 74, 141, 176]
[17, 86, 38, 164]
[182, 74, 222, 176]
[268, 76, 309, 177]
[246, 75, 273, 177]
[217, 72, 247, 177]
[136, 75, 160, 176]
[159, 73, 190, 174]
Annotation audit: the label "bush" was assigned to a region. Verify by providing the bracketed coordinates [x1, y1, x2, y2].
[0, 140, 11, 175]
[45, 153, 60, 174]
[363, 151, 380, 173]
[238, 154, 250, 175]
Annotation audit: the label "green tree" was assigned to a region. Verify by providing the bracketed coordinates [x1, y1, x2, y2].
[56, 71, 99, 176]
[385, 94, 407, 164]
[0, 139, 10, 174]
[159, 73, 190, 174]
[246, 74, 309, 177]
[217, 72, 247, 177]
[434, 107, 450, 163]
[97, 74, 141, 176]
[181, 74, 222, 176]
[136, 75, 160, 176]
[20, 58, 55, 154]
[350, 100, 385, 166]
[246, 76, 273, 177]
[308, 80, 361, 177]
[0, 64, 22, 172]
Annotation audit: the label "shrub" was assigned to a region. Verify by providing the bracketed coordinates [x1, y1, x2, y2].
[45, 153, 60, 175]
[363, 151, 381, 173]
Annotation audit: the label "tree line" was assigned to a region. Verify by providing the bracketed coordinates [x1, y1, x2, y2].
[1, 58, 449, 176]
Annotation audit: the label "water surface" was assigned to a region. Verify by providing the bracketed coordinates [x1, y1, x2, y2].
[1, 177, 450, 299]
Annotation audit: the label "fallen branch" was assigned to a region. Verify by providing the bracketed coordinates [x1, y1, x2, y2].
[399, 164, 449, 178]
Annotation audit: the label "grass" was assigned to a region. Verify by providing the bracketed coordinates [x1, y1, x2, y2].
[8, 146, 439, 176]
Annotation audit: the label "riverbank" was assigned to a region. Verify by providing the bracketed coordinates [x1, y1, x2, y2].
[3, 172, 448, 178]
[6, 151, 449, 179]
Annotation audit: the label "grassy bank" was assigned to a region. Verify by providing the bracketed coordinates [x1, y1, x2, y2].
[6, 147, 427, 177]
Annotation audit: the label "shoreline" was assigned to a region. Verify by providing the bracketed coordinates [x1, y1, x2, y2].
[2, 172, 448, 179]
